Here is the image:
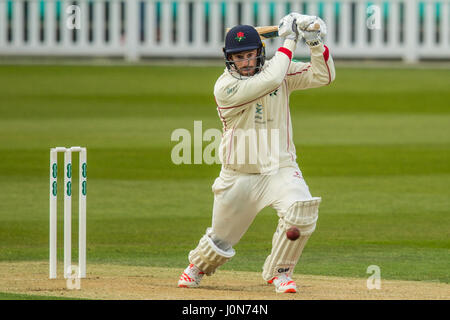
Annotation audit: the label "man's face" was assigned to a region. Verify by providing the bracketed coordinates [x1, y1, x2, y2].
[230, 49, 258, 77]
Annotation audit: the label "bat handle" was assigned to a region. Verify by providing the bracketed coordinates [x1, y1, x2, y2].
[308, 22, 321, 31]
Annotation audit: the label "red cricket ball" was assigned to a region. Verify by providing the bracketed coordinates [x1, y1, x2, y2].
[286, 226, 300, 241]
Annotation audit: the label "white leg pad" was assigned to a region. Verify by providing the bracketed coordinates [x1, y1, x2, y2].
[189, 233, 236, 276]
[262, 197, 321, 281]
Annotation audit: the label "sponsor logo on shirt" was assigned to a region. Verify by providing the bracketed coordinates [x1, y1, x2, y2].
[255, 103, 264, 122]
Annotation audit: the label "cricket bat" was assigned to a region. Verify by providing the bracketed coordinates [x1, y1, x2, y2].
[226, 23, 320, 40]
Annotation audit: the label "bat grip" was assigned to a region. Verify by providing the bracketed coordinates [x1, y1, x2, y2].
[307, 22, 321, 31]
[292, 18, 298, 33]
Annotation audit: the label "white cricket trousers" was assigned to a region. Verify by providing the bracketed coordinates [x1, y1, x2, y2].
[210, 164, 313, 247]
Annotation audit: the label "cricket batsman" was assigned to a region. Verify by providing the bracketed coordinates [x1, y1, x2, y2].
[178, 12, 335, 293]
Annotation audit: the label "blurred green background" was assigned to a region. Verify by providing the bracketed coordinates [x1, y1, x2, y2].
[0, 64, 449, 283]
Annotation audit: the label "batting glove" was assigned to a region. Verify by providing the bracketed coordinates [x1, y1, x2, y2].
[278, 14, 299, 41]
[289, 13, 317, 31]
[298, 17, 327, 47]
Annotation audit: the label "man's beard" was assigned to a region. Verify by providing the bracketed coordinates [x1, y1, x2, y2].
[237, 65, 257, 76]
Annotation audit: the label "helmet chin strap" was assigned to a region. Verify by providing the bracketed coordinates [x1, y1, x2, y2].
[225, 48, 265, 80]
[228, 61, 258, 80]
[234, 59, 258, 76]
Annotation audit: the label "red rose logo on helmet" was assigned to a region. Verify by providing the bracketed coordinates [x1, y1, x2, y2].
[235, 32, 246, 42]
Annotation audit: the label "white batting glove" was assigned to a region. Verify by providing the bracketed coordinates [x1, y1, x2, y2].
[302, 29, 321, 47]
[289, 13, 317, 31]
[299, 16, 327, 47]
[278, 14, 299, 41]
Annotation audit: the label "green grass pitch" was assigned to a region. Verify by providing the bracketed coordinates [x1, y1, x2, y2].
[0, 63, 448, 286]
[0, 292, 86, 300]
